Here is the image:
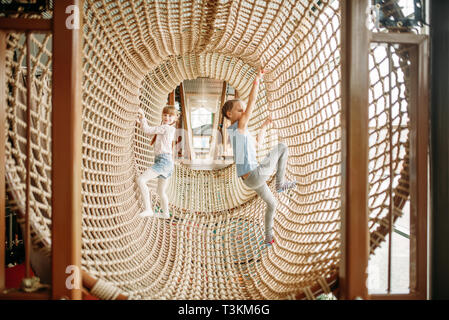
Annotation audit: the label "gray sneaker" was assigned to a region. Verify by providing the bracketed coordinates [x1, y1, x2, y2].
[276, 181, 297, 193]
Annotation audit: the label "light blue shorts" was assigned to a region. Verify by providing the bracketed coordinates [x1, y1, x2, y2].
[151, 153, 174, 179]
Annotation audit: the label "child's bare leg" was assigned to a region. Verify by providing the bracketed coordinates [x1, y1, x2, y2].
[156, 177, 170, 219]
[137, 168, 160, 217]
[254, 183, 277, 244]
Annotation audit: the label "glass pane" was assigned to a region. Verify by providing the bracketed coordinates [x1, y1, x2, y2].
[191, 107, 213, 131]
[368, 42, 413, 295]
[391, 201, 410, 293]
[368, 238, 389, 294]
[193, 136, 210, 149]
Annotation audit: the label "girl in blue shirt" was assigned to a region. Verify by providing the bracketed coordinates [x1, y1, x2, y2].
[223, 68, 296, 245]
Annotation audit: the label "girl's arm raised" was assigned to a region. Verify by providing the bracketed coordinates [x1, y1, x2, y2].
[238, 67, 264, 132]
[256, 115, 272, 150]
[141, 118, 167, 135]
[137, 108, 167, 135]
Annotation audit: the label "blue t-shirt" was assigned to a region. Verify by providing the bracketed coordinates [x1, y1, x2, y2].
[227, 120, 258, 177]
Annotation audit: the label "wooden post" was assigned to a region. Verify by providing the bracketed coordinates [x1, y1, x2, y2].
[0, 19, 52, 32]
[51, 0, 83, 300]
[208, 81, 227, 159]
[24, 33, 32, 279]
[339, 0, 370, 300]
[0, 31, 6, 292]
[430, 0, 449, 300]
[413, 38, 429, 299]
[169, 89, 176, 160]
[168, 90, 175, 105]
[179, 83, 194, 160]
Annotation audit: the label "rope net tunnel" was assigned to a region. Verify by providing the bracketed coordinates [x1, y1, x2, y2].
[4, 0, 412, 299]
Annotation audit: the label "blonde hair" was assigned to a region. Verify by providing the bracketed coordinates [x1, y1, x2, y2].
[162, 105, 178, 118]
[150, 105, 179, 146]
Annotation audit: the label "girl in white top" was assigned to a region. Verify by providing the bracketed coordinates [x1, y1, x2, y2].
[136, 106, 178, 218]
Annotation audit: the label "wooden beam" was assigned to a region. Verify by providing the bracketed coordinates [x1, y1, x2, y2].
[0, 288, 51, 300]
[0, 31, 6, 292]
[370, 32, 427, 45]
[208, 81, 227, 159]
[51, 0, 83, 300]
[25, 33, 32, 279]
[406, 40, 429, 299]
[0, 18, 52, 32]
[185, 93, 222, 98]
[219, 81, 228, 156]
[369, 292, 426, 300]
[168, 90, 175, 105]
[179, 83, 194, 160]
[415, 38, 429, 299]
[339, 0, 370, 300]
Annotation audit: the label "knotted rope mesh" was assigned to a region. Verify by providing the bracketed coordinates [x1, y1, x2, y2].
[4, 0, 411, 299]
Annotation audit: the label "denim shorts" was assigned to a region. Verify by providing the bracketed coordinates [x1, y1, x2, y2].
[151, 153, 174, 179]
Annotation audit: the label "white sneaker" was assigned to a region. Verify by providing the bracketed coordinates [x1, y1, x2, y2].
[139, 209, 155, 218]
